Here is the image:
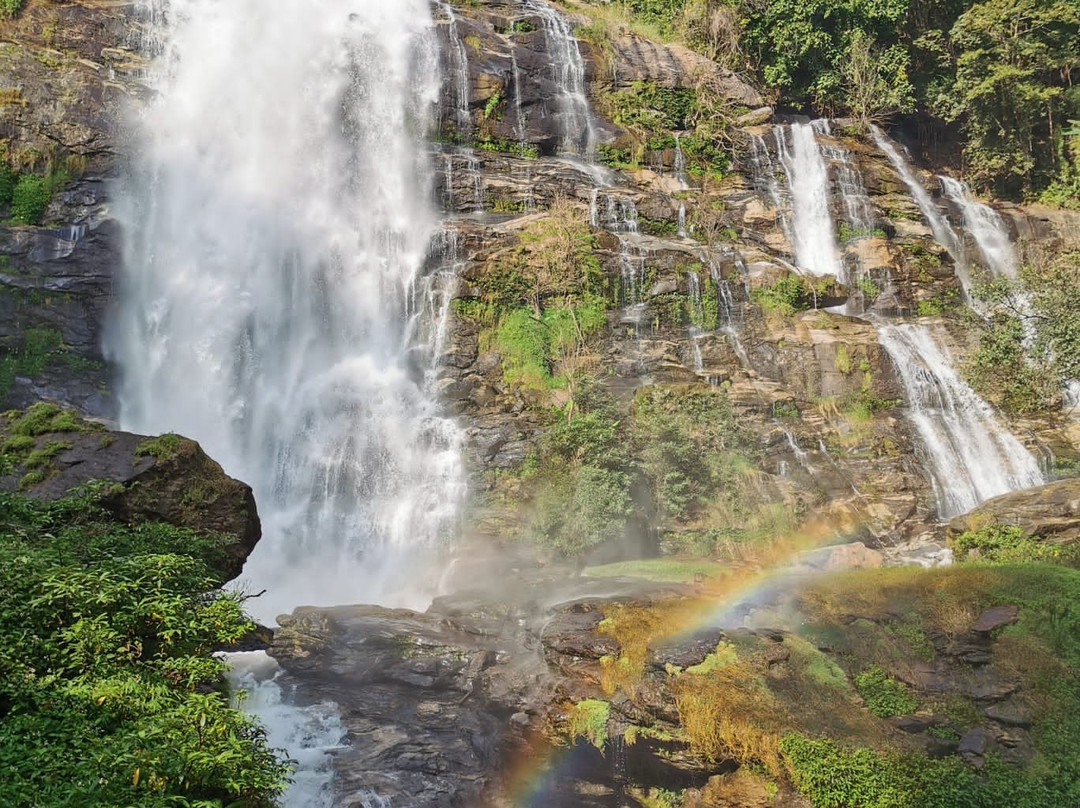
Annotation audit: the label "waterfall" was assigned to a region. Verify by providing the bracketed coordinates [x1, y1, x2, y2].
[674, 134, 690, 188]
[111, 0, 467, 623]
[940, 176, 1018, 279]
[525, 0, 596, 157]
[870, 126, 964, 264]
[823, 142, 875, 237]
[876, 323, 1044, 517]
[437, 1, 471, 137]
[773, 123, 843, 279]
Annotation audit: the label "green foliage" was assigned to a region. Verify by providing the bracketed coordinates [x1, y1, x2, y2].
[566, 699, 611, 749]
[9, 169, 67, 225]
[609, 81, 698, 131]
[967, 248, 1080, 409]
[0, 491, 288, 807]
[954, 524, 1079, 565]
[0, 0, 23, 19]
[751, 275, 813, 318]
[853, 666, 918, 717]
[135, 433, 185, 462]
[0, 162, 16, 207]
[0, 329, 75, 400]
[494, 299, 607, 392]
[632, 385, 757, 523]
[942, 0, 1080, 195]
[519, 387, 637, 555]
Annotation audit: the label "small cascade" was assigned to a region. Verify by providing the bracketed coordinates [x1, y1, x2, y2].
[673, 134, 690, 188]
[412, 229, 464, 386]
[525, 0, 595, 157]
[784, 430, 813, 472]
[870, 126, 964, 265]
[677, 203, 687, 238]
[229, 652, 346, 808]
[590, 190, 639, 233]
[436, 1, 471, 137]
[822, 141, 875, 237]
[510, 50, 527, 149]
[442, 149, 486, 213]
[877, 322, 1044, 518]
[940, 176, 1018, 279]
[773, 122, 843, 279]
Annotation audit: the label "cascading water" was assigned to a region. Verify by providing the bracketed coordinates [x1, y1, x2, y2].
[939, 176, 1018, 279]
[876, 323, 1044, 517]
[870, 126, 964, 265]
[436, 1, 471, 137]
[525, 0, 596, 157]
[112, 0, 467, 623]
[773, 122, 843, 279]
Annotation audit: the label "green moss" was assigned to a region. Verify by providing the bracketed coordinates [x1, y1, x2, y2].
[6, 403, 90, 437]
[685, 641, 739, 675]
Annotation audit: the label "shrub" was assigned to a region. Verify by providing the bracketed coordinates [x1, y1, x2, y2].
[10, 174, 50, 225]
[853, 666, 918, 717]
[751, 275, 813, 318]
[565, 699, 611, 749]
[953, 524, 1077, 565]
[0, 490, 288, 806]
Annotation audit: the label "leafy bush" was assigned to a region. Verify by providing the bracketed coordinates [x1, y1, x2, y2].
[853, 666, 918, 717]
[565, 699, 610, 749]
[0, 490, 288, 806]
[954, 524, 1078, 565]
[751, 275, 813, 318]
[0, 0, 23, 18]
[10, 174, 50, 225]
[633, 385, 757, 523]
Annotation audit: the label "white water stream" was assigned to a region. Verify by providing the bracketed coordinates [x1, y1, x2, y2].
[113, 0, 466, 622]
[939, 176, 1019, 279]
[773, 122, 843, 279]
[876, 323, 1044, 517]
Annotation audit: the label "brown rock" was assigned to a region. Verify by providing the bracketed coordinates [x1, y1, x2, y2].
[948, 479, 1080, 544]
[971, 606, 1019, 634]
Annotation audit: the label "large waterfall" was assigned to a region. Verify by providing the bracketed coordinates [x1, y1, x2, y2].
[111, 0, 466, 623]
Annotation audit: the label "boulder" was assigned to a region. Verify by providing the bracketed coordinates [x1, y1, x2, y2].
[0, 405, 260, 580]
[948, 479, 1080, 544]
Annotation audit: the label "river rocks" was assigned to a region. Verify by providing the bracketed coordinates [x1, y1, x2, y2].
[0, 405, 260, 580]
[948, 478, 1080, 544]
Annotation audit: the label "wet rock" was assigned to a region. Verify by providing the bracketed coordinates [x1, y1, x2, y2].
[984, 701, 1034, 727]
[958, 727, 989, 760]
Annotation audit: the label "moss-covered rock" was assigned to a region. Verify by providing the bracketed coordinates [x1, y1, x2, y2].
[0, 403, 260, 580]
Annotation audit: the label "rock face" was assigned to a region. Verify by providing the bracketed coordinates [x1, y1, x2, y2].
[0, 0, 146, 415]
[948, 479, 1080, 544]
[0, 406, 260, 580]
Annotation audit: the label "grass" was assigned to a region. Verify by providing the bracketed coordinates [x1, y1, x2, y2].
[135, 433, 185, 462]
[584, 558, 725, 582]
